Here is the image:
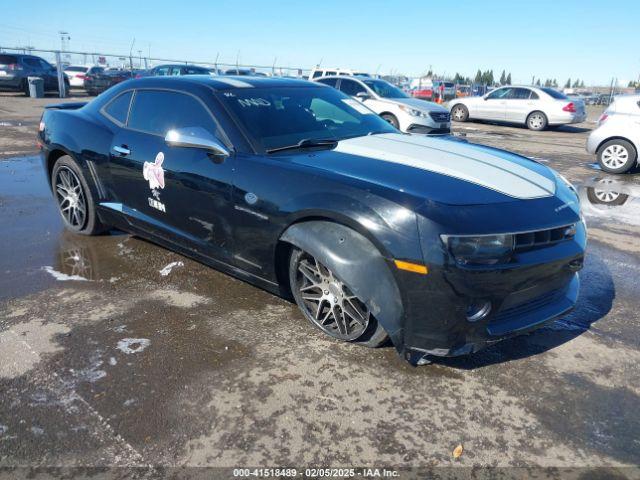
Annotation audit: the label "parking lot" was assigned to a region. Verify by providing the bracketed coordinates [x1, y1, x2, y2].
[1, 92, 639, 475]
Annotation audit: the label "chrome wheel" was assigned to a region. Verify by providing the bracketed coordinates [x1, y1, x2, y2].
[528, 113, 545, 130]
[601, 144, 629, 169]
[55, 166, 87, 229]
[294, 253, 370, 341]
[452, 106, 466, 121]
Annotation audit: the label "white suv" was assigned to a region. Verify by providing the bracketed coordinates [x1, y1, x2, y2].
[315, 76, 451, 134]
[586, 95, 640, 173]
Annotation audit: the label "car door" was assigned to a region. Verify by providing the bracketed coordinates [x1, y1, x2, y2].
[474, 87, 511, 120]
[503, 87, 536, 123]
[106, 88, 236, 261]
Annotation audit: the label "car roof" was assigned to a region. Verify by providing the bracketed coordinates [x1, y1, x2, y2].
[124, 75, 315, 90]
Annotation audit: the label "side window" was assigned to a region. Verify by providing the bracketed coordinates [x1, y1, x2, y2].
[22, 58, 40, 69]
[38, 59, 53, 71]
[154, 66, 170, 76]
[103, 91, 133, 125]
[486, 88, 511, 100]
[127, 90, 218, 137]
[312, 70, 323, 79]
[530, 91, 539, 100]
[316, 78, 338, 88]
[508, 88, 531, 100]
[339, 79, 366, 96]
[170, 67, 182, 76]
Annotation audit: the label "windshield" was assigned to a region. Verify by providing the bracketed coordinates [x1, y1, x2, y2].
[362, 79, 408, 98]
[217, 86, 397, 152]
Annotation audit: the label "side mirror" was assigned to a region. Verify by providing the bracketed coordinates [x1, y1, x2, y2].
[355, 91, 370, 101]
[165, 127, 230, 158]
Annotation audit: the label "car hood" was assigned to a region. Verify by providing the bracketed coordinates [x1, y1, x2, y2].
[387, 97, 449, 112]
[288, 133, 557, 206]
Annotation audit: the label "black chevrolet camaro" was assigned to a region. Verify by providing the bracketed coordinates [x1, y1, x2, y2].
[38, 76, 586, 365]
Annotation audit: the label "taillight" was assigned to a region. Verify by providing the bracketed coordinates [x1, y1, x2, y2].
[77, 74, 86, 79]
[39, 120, 45, 132]
[562, 102, 576, 113]
[135, 73, 142, 78]
[598, 113, 609, 125]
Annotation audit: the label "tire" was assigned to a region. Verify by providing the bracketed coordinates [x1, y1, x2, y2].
[597, 139, 637, 174]
[451, 104, 469, 122]
[51, 155, 107, 235]
[526, 111, 548, 131]
[381, 113, 400, 129]
[288, 247, 388, 348]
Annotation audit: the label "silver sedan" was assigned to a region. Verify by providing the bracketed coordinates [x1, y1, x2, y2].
[449, 86, 586, 131]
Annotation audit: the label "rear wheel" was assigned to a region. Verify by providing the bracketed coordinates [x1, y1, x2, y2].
[597, 139, 637, 173]
[289, 248, 388, 347]
[451, 104, 469, 122]
[51, 155, 107, 235]
[381, 113, 400, 129]
[526, 111, 548, 131]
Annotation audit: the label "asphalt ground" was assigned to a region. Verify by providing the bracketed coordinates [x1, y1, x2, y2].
[0, 91, 639, 479]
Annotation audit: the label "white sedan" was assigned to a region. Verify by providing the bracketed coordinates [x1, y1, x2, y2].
[449, 86, 586, 131]
[586, 95, 640, 173]
[314, 76, 451, 134]
[64, 65, 89, 88]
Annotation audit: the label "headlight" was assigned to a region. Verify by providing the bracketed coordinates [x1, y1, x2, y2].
[398, 105, 429, 118]
[440, 234, 514, 265]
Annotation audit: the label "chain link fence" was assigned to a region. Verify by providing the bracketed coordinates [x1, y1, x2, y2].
[0, 45, 311, 98]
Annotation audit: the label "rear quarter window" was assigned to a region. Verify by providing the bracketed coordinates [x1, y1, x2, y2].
[540, 87, 568, 100]
[102, 91, 133, 125]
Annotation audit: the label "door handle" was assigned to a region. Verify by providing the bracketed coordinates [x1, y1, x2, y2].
[112, 145, 130, 156]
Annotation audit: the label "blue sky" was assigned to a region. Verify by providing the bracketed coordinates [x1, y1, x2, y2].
[1, 0, 637, 85]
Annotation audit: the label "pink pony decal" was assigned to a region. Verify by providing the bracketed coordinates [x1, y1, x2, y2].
[143, 152, 165, 190]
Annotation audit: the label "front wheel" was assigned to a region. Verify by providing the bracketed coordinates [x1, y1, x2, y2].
[526, 111, 548, 131]
[381, 113, 400, 129]
[289, 248, 388, 347]
[451, 104, 469, 122]
[597, 139, 637, 174]
[51, 155, 107, 235]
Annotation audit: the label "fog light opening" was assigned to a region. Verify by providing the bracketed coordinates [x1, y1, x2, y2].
[466, 300, 492, 322]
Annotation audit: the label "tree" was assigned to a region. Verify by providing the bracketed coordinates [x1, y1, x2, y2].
[572, 78, 580, 88]
[474, 69, 482, 83]
[565, 78, 571, 88]
[499, 70, 506, 85]
[536, 78, 541, 86]
[506, 73, 512, 84]
[552, 79, 558, 87]
[579, 80, 585, 88]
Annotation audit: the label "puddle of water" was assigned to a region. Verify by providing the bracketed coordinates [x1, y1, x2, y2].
[577, 175, 640, 226]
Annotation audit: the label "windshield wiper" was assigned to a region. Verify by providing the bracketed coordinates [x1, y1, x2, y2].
[266, 138, 338, 154]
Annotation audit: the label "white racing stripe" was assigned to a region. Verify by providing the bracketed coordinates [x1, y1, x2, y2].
[334, 133, 556, 199]
[214, 78, 253, 88]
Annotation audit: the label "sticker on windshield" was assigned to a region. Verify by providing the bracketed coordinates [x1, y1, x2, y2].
[342, 98, 373, 115]
[237, 98, 271, 108]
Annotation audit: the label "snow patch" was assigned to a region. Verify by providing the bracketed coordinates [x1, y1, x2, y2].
[42, 266, 88, 282]
[116, 338, 150, 355]
[159, 261, 184, 276]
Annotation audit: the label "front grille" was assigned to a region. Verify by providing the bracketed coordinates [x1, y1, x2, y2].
[428, 111, 450, 122]
[514, 224, 575, 252]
